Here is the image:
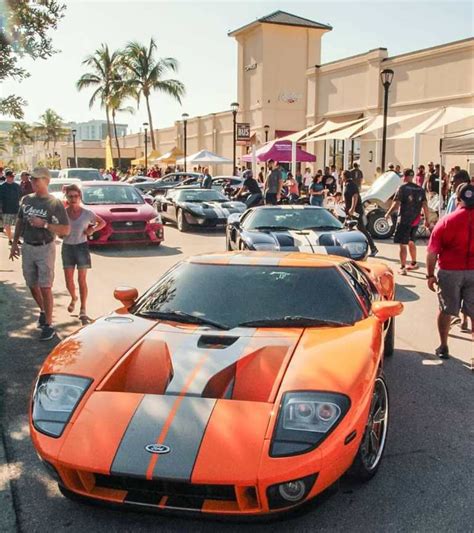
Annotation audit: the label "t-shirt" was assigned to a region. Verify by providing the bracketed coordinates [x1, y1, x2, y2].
[394, 182, 426, 226]
[428, 172, 440, 193]
[309, 182, 324, 206]
[18, 193, 69, 244]
[322, 174, 337, 194]
[265, 169, 282, 194]
[350, 168, 363, 188]
[63, 207, 97, 245]
[244, 176, 261, 195]
[0, 181, 22, 214]
[287, 179, 299, 196]
[344, 180, 363, 216]
[202, 174, 212, 189]
[303, 172, 313, 187]
[428, 206, 474, 270]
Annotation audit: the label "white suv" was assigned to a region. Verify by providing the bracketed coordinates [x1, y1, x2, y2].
[58, 168, 103, 181]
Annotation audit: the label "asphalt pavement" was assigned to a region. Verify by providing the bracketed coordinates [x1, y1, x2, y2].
[0, 227, 473, 533]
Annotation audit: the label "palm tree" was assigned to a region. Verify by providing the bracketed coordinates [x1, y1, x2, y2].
[123, 38, 185, 150]
[34, 108, 69, 151]
[109, 78, 136, 168]
[8, 122, 33, 164]
[77, 44, 120, 148]
[0, 137, 7, 154]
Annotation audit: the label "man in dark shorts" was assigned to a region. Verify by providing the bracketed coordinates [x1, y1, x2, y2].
[343, 170, 378, 256]
[426, 183, 474, 358]
[9, 167, 70, 341]
[264, 159, 282, 205]
[0, 169, 22, 245]
[236, 169, 262, 208]
[385, 168, 430, 275]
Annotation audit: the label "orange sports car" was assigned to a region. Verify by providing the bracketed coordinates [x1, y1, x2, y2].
[30, 252, 403, 517]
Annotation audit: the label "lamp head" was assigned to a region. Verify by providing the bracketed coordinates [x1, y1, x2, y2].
[230, 102, 239, 114]
[380, 68, 394, 88]
[182, 113, 189, 121]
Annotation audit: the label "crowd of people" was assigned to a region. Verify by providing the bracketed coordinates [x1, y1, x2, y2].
[0, 160, 472, 358]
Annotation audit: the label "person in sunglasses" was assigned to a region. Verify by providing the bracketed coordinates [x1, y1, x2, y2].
[62, 184, 105, 325]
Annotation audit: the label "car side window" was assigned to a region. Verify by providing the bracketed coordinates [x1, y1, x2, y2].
[239, 210, 253, 227]
[340, 262, 372, 311]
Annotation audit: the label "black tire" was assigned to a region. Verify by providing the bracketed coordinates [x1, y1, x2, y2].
[226, 236, 233, 251]
[367, 211, 395, 240]
[384, 318, 395, 357]
[348, 374, 389, 482]
[239, 240, 247, 250]
[176, 209, 190, 232]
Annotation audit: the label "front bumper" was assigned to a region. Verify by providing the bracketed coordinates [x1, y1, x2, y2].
[89, 222, 164, 245]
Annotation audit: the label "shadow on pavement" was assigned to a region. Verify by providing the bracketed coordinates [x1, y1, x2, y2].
[395, 283, 420, 302]
[91, 244, 182, 258]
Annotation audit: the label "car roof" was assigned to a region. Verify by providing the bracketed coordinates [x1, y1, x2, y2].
[62, 168, 99, 171]
[81, 181, 133, 187]
[163, 172, 203, 177]
[186, 251, 348, 268]
[50, 178, 81, 183]
[251, 205, 326, 210]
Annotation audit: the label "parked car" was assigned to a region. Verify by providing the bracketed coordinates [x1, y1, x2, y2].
[29, 251, 402, 517]
[133, 172, 203, 197]
[49, 170, 60, 179]
[48, 178, 82, 202]
[156, 187, 247, 232]
[226, 205, 368, 260]
[80, 181, 163, 245]
[58, 168, 104, 181]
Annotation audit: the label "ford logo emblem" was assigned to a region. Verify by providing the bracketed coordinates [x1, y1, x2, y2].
[145, 443, 170, 454]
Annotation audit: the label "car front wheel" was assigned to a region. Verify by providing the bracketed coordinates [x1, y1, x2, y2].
[177, 209, 190, 232]
[348, 375, 389, 482]
[367, 211, 395, 240]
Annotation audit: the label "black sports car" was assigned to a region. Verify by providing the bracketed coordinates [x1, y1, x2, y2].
[157, 188, 247, 232]
[226, 206, 369, 260]
[133, 172, 204, 197]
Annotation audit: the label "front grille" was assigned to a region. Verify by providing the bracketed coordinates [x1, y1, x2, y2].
[108, 232, 149, 242]
[95, 474, 236, 508]
[111, 221, 146, 230]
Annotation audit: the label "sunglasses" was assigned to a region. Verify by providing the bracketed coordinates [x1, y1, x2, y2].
[67, 194, 80, 199]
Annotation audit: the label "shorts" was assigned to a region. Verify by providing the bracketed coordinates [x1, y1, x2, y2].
[61, 242, 92, 269]
[393, 223, 418, 244]
[22, 241, 56, 288]
[2, 213, 17, 226]
[437, 269, 474, 317]
[265, 192, 278, 205]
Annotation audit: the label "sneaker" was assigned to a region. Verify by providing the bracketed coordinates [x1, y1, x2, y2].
[37, 311, 47, 329]
[406, 263, 419, 271]
[460, 323, 471, 333]
[369, 248, 379, 257]
[435, 345, 449, 359]
[399, 267, 407, 276]
[39, 325, 57, 341]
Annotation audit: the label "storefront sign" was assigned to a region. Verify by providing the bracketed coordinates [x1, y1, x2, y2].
[244, 62, 257, 71]
[278, 92, 302, 104]
[236, 123, 251, 141]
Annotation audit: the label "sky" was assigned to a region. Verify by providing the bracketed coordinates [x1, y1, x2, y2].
[1, 0, 473, 133]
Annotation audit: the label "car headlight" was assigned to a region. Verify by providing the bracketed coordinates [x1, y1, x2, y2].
[32, 374, 92, 438]
[253, 242, 278, 251]
[270, 392, 350, 457]
[148, 214, 162, 224]
[343, 242, 368, 256]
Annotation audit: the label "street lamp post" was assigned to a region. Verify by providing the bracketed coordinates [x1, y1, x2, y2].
[72, 129, 77, 167]
[143, 122, 149, 171]
[380, 68, 394, 172]
[182, 113, 189, 172]
[264, 124, 270, 175]
[231, 102, 239, 175]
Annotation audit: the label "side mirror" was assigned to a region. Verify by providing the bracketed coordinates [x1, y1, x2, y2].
[346, 220, 358, 230]
[372, 300, 403, 322]
[114, 286, 138, 309]
[227, 213, 240, 227]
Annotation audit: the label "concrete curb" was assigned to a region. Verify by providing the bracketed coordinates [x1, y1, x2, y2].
[0, 429, 18, 533]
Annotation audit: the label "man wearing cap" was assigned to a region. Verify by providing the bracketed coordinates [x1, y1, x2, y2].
[0, 169, 22, 245]
[19, 170, 34, 197]
[426, 183, 474, 358]
[9, 167, 70, 341]
[385, 168, 430, 275]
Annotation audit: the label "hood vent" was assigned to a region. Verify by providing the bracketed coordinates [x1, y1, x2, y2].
[110, 207, 138, 213]
[198, 335, 239, 349]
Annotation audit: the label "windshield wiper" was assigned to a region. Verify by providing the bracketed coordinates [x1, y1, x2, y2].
[301, 225, 341, 231]
[137, 310, 229, 330]
[252, 225, 293, 231]
[238, 316, 351, 328]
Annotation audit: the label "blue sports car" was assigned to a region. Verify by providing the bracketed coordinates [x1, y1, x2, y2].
[226, 206, 369, 260]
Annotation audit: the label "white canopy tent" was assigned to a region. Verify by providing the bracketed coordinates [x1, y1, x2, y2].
[175, 149, 232, 166]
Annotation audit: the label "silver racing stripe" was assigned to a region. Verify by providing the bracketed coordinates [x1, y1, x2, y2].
[287, 230, 329, 254]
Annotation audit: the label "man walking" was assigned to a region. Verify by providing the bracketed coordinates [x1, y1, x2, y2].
[426, 183, 474, 358]
[385, 169, 430, 275]
[264, 159, 282, 205]
[201, 167, 213, 189]
[0, 169, 22, 245]
[343, 170, 378, 256]
[19, 170, 34, 197]
[9, 167, 70, 341]
[350, 162, 363, 189]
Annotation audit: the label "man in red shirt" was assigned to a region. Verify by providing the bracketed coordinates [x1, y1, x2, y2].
[426, 183, 474, 358]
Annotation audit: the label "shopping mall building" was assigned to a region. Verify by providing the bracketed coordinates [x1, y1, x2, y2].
[25, 10, 474, 176]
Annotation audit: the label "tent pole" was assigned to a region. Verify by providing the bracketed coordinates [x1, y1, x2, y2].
[252, 144, 257, 181]
[291, 140, 297, 179]
[413, 132, 420, 171]
[343, 138, 350, 171]
[439, 140, 443, 218]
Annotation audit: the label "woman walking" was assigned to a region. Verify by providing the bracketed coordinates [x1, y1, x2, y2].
[309, 174, 325, 207]
[62, 184, 105, 324]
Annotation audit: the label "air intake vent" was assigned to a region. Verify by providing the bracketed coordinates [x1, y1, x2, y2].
[197, 335, 239, 349]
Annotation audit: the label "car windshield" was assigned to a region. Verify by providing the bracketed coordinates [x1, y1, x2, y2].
[49, 182, 70, 193]
[176, 189, 227, 203]
[67, 169, 103, 181]
[133, 263, 363, 328]
[82, 185, 144, 205]
[49, 170, 59, 179]
[244, 208, 343, 231]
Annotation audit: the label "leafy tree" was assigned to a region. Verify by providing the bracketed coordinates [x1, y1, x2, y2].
[109, 81, 136, 168]
[34, 108, 69, 150]
[123, 38, 185, 150]
[8, 121, 33, 164]
[77, 43, 120, 164]
[0, 0, 66, 118]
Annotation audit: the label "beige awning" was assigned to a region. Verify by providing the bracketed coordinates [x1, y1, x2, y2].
[353, 108, 436, 138]
[277, 121, 325, 143]
[305, 117, 372, 141]
[388, 106, 474, 139]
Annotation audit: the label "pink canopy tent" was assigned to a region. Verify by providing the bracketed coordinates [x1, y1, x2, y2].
[242, 139, 316, 162]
